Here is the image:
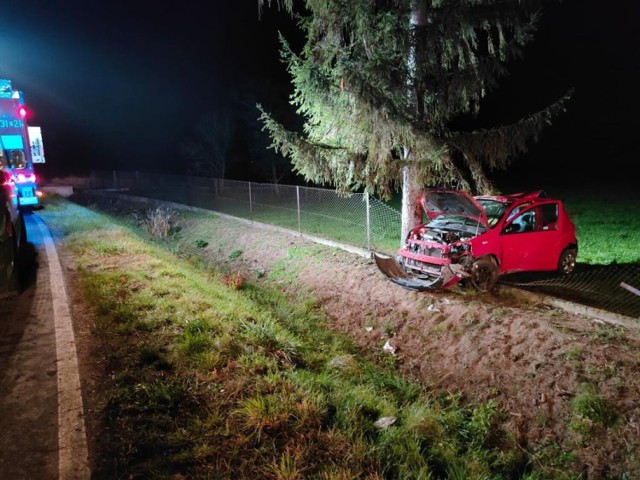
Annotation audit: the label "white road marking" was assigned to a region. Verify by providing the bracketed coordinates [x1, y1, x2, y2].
[33, 215, 90, 479]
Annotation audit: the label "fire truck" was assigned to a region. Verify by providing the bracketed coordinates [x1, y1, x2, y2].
[0, 79, 44, 209]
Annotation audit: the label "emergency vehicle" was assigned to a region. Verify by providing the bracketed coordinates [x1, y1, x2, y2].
[0, 79, 44, 209]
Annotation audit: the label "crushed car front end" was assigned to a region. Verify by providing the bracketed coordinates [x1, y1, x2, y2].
[374, 190, 490, 291]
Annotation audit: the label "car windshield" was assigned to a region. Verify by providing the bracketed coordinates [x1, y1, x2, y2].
[475, 198, 510, 227]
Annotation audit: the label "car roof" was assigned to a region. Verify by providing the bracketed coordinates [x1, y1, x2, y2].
[474, 190, 549, 204]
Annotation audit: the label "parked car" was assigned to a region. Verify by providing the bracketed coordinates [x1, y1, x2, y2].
[0, 152, 26, 296]
[374, 189, 578, 292]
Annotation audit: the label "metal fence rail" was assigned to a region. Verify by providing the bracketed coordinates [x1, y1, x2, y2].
[89, 171, 640, 321]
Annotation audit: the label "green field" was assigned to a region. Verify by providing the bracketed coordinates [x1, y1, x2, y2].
[557, 189, 640, 264]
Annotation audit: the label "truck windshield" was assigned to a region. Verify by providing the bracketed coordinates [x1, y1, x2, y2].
[11, 150, 26, 169]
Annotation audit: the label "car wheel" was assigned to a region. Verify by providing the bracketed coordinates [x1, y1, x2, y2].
[557, 248, 577, 275]
[470, 256, 499, 292]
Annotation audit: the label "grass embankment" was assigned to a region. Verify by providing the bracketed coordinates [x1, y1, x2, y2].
[41, 198, 572, 479]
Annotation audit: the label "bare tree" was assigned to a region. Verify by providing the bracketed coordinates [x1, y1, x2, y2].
[180, 112, 234, 179]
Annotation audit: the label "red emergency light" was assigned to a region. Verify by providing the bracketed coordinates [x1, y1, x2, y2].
[2, 171, 13, 186]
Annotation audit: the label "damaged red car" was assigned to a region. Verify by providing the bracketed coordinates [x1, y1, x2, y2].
[374, 189, 578, 292]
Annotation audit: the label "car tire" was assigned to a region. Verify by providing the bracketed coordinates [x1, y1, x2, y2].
[557, 248, 577, 275]
[470, 256, 499, 292]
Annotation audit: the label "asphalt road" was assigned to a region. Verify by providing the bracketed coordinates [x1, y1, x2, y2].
[0, 213, 89, 479]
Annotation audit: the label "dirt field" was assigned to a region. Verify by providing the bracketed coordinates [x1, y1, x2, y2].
[67, 197, 640, 478]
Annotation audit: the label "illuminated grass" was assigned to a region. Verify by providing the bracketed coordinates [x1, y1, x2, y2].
[202, 195, 400, 254]
[38, 197, 585, 479]
[561, 190, 640, 265]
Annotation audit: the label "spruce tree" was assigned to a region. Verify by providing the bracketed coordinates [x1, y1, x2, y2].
[258, 0, 570, 241]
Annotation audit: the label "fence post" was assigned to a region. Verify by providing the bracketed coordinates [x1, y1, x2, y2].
[296, 186, 301, 233]
[248, 182, 253, 216]
[366, 192, 371, 251]
[112, 170, 117, 190]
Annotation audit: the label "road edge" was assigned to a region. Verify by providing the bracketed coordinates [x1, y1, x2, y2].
[32, 214, 90, 479]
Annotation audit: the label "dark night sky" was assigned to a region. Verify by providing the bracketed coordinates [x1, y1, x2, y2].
[0, 0, 296, 177]
[1, 0, 639, 189]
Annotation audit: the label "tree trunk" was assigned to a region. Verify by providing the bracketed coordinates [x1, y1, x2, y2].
[400, 160, 423, 244]
[271, 164, 280, 196]
[400, 0, 428, 246]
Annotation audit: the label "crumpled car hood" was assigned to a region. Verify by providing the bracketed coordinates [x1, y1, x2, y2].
[420, 189, 489, 228]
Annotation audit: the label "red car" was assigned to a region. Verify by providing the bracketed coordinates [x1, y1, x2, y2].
[374, 189, 578, 291]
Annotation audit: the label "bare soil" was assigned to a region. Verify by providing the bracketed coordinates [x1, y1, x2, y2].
[64, 197, 640, 479]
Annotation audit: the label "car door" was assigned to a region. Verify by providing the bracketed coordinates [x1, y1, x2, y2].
[500, 203, 561, 272]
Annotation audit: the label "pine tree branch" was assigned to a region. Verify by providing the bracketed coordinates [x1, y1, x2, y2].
[444, 89, 573, 170]
[258, 0, 294, 17]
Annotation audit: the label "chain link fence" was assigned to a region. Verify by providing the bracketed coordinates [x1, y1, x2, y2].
[89, 170, 401, 254]
[501, 265, 640, 321]
[87, 171, 639, 321]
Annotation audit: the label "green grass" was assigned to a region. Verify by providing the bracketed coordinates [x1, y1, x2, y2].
[209, 193, 401, 254]
[569, 383, 617, 435]
[38, 196, 582, 479]
[559, 189, 640, 264]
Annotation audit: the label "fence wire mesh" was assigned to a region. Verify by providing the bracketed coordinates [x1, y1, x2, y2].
[88, 171, 640, 320]
[90, 171, 402, 254]
[501, 265, 640, 320]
